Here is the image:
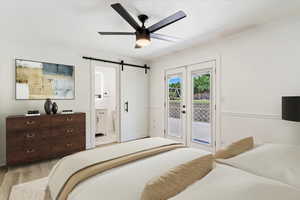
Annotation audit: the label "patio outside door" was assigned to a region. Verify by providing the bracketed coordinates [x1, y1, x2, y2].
[164, 68, 186, 144]
[165, 61, 216, 152]
[187, 62, 216, 152]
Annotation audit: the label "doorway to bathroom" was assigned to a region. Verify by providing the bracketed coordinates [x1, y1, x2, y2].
[94, 66, 118, 146]
[89, 59, 149, 148]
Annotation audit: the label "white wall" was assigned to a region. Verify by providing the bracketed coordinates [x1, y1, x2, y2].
[0, 40, 145, 166]
[149, 16, 300, 147]
[95, 66, 117, 134]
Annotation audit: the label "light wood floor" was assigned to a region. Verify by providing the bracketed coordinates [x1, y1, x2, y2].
[0, 159, 58, 200]
[0, 167, 8, 186]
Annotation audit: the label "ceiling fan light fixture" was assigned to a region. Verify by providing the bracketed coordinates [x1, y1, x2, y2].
[136, 38, 150, 47]
[136, 30, 151, 47]
[99, 4, 187, 49]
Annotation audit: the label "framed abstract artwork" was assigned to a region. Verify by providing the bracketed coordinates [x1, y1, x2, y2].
[15, 59, 75, 100]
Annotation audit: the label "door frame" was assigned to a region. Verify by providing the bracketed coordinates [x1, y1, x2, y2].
[89, 61, 121, 149]
[164, 57, 221, 152]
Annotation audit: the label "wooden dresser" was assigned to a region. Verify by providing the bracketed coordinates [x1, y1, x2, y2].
[6, 113, 86, 166]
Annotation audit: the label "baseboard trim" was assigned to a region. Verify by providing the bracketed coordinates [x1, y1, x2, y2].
[222, 111, 281, 120]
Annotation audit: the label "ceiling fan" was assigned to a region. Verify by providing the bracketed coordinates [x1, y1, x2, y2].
[98, 3, 187, 48]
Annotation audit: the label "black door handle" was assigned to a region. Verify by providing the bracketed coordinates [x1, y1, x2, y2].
[125, 101, 129, 112]
[182, 110, 186, 114]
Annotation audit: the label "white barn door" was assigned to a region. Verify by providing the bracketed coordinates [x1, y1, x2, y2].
[120, 67, 149, 142]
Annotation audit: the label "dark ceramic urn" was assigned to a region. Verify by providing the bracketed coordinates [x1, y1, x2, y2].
[44, 98, 53, 115]
[52, 102, 58, 114]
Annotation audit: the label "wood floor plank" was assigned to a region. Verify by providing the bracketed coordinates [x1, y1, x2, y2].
[0, 171, 20, 200]
[0, 160, 56, 200]
[0, 167, 8, 186]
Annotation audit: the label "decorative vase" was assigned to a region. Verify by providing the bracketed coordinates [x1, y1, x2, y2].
[52, 102, 58, 114]
[44, 98, 53, 115]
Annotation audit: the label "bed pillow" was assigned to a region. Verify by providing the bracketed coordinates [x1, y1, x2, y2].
[217, 143, 300, 188]
[141, 154, 213, 200]
[214, 137, 254, 159]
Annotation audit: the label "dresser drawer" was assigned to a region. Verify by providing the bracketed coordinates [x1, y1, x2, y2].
[7, 130, 52, 150]
[7, 142, 50, 165]
[52, 126, 85, 138]
[6, 116, 49, 131]
[51, 114, 85, 127]
[50, 137, 85, 156]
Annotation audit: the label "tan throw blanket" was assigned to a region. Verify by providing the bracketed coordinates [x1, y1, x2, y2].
[47, 137, 184, 200]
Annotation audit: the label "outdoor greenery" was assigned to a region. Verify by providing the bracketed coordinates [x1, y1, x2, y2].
[169, 82, 180, 89]
[193, 74, 210, 94]
[168, 74, 210, 100]
[169, 89, 181, 100]
[169, 82, 181, 100]
[193, 99, 210, 104]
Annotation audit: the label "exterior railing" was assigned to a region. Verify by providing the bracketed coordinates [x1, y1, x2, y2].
[168, 101, 210, 122]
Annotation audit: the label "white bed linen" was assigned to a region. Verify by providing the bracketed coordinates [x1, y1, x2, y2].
[217, 143, 300, 189]
[171, 164, 300, 200]
[48, 137, 180, 199]
[67, 148, 210, 200]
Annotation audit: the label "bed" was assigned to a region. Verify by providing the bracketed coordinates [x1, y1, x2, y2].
[47, 137, 210, 200]
[216, 143, 300, 189]
[171, 164, 300, 200]
[10, 137, 300, 200]
[67, 147, 209, 200]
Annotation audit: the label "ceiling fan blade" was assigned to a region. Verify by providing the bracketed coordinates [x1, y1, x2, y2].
[151, 33, 181, 42]
[148, 11, 187, 33]
[111, 3, 141, 30]
[98, 32, 135, 35]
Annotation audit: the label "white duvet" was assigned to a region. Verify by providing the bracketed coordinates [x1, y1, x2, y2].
[10, 143, 300, 200]
[67, 147, 300, 200]
[171, 164, 300, 200]
[67, 148, 209, 200]
[48, 137, 181, 199]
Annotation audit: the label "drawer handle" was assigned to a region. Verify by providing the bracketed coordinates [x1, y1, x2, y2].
[66, 129, 74, 134]
[26, 120, 35, 125]
[66, 143, 73, 148]
[66, 117, 73, 121]
[25, 133, 35, 139]
[26, 149, 35, 154]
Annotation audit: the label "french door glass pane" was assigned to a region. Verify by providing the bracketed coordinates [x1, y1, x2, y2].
[167, 75, 182, 138]
[192, 72, 211, 144]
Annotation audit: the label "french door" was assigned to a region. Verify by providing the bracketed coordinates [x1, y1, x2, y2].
[165, 61, 216, 152]
[165, 68, 187, 143]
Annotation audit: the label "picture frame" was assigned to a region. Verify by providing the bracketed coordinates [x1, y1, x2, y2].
[15, 59, 75, 100]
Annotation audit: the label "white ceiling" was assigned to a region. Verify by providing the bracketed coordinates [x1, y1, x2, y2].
[1, 0, 300, 61]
